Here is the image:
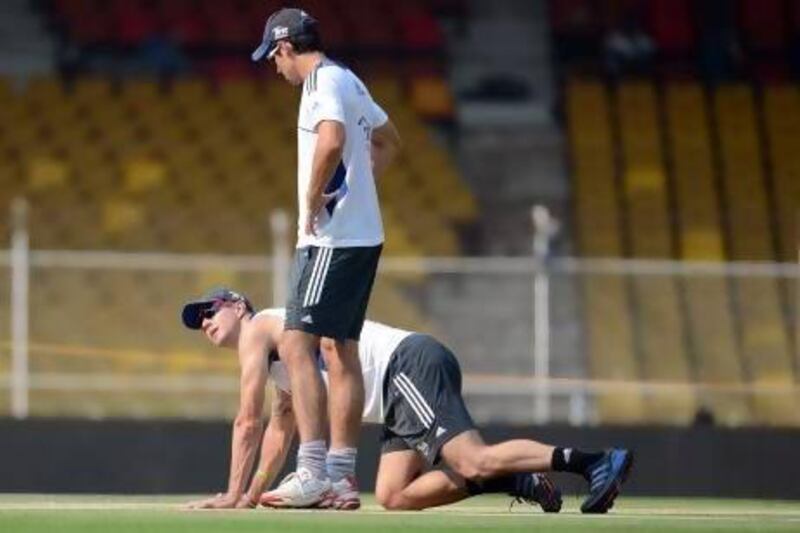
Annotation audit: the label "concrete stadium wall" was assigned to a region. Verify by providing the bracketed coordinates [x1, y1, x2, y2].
[0, 419, 797, 499]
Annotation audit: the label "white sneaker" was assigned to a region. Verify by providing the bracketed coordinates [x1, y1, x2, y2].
[318, 475, 361, 510]
[260, 467, 331, 508]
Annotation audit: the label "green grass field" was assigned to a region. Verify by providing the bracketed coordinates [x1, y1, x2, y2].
[1, 494, 799, 532]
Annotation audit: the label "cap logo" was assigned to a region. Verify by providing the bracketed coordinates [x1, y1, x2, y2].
[273, 26, 289, 39]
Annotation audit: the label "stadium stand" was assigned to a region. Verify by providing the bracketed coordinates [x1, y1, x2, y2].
[556, 0, 799, 426]
[664, 82, 750, 425]
[0, 2, 478, 408]
[0, 75, 473, 255]
[615, 81, 695, 423]
[564, 76, 798, 426]
[713, 85, 796, 425]
[566, 80, 644, 423]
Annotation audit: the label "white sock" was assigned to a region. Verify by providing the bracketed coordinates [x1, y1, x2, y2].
[326, 447, 357, 482]
[297, 440, 327, 479]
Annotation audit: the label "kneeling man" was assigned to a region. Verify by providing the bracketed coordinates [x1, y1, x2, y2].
[181, 288, 632, 513]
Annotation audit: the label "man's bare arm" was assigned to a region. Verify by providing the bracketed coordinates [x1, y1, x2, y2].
[371, 119, 401, 177]
[306, 120, 346, 236]
[224, 353, 268, 500]
[185, 345, 268, 510]
[240, 386, 297, 506]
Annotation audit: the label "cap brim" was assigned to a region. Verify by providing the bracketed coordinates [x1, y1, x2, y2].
[251, 41, 274, 62]
[182, 300, 215, 329]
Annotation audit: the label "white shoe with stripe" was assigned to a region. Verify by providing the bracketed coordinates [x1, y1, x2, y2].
[259, 467, 331, 508]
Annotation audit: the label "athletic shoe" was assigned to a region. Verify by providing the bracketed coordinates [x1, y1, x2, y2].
[581, 448, 634, 514]
[259, 467, 332, 508]
[511, 473, 562, 513]
[317, 475, 361, 510]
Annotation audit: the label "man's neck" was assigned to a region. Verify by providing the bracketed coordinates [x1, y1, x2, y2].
[297, 52, 325, 81]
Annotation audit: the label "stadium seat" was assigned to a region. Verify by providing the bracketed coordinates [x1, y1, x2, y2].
[739, 0, 787, 53]
[713, 85, 796, 425]
[663, 82, 750, 424]
[762, 86, 800, 263]
[409, 75, 455, 121]
[646, 0, 694, 55]
[566, 79, 645, 423]
[616, 81, 694, 423]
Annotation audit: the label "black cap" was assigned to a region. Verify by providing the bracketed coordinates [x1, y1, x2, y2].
[251, 7, 318, 62]
[181, 288, 251, 330]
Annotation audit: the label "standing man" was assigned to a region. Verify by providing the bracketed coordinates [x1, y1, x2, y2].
[251, 8, 401, 508]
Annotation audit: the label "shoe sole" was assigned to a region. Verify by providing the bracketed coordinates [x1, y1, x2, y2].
[581, 450, 634, 514]
[328, 498, 361, 510]
[316, 494, 361, 511]
[537, 475, 563, 513]
[260, 494, 327, 509]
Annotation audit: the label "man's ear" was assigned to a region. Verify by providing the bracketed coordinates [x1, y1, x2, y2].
[235, 301, 248, 319]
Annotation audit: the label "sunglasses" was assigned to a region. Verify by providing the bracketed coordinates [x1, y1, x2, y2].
[200, 300, 227, 321]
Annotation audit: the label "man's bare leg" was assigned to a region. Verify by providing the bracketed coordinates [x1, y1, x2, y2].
[317, 338, 365, 509]
[277, 330, 327, 477]
[323, 338, 364, 450]
[376, 431, 560, 511]
[440, 430, 554, 479]
[375, 450, 468, 510]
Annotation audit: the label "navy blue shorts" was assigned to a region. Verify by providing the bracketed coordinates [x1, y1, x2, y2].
[380, 334, 477, 465]
[284, 244, 382, 341]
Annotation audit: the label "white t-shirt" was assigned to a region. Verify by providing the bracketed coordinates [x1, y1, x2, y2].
[296, 58, 387, 248]
[256, 309, 412, 423]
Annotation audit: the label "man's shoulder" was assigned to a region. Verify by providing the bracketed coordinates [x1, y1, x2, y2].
[315, 61, 362, 94]
[241, 313, 281, 350]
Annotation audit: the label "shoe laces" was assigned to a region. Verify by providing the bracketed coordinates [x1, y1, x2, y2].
[510, 473, 537, 507]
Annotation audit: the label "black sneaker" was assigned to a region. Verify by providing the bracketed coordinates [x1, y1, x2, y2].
[511, 472, 562, 513]
[581, 448, 634, 514]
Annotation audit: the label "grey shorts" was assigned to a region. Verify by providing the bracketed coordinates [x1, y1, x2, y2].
[284, 244, 382, 341]
[380, 334, 476, 465]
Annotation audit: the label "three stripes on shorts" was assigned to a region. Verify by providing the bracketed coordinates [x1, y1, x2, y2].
[303, 247, 333, 307]
[393, 372, 435, 429]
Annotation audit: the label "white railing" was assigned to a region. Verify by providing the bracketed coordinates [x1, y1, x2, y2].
[2, 201, 799, 424]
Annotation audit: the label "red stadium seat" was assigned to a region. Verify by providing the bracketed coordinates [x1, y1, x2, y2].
[646, 0, 695, 55]
[739, 0, 787, 52]
[549, 0, 601, 37]
[111, 0, 159, 46]
[397, 5, 444, 50]
[346, 0, 397, 49]
[159, 0, 209, 48]
[57, 0, 113, 45]
[206, 5, 256, 48]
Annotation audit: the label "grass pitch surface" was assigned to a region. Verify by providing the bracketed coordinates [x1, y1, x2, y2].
[1, 494, 799, 532]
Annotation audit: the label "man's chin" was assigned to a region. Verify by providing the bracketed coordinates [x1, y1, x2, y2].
[211, 335, 226, 347]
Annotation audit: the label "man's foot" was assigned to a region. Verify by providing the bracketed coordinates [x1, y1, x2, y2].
[260, 468, 332, 508]
[317, 475, 361, 510]
[581, 448, 634, 514]
[511, 473, 562, 513]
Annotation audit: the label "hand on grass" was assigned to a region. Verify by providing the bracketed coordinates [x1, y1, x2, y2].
[185, 492, 244, 510]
